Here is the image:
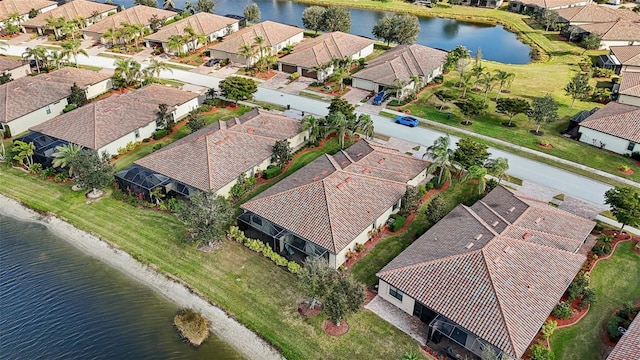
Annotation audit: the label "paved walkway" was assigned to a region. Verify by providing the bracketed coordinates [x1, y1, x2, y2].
[365, 296, 429, 344]
[516, 181, 606, 220]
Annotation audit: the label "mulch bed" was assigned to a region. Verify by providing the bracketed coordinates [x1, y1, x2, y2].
[501, 122, 517, 127]
[538, 144, 553, 150]
[617, 168, 634, 175]
[460, 121, 473, 126]
[549, 296, 589, 328]
[323, 320, 349, 336]
[297, 301, 323, 318]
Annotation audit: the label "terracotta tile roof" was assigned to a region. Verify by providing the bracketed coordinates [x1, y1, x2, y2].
[353, 44, 447, 87]
[144, 12, 238, 43]
[378, 186, 592, 358]
[21, 0, 116, 28]
[0, 0, 56, 20]
[556, 5, 640, 23]
[0, 56, 25, 72]
[607, 315, 640, 360]
[514, 0, 589, 9]
[209, 20, 303, 55]
[579, 101, 640, 143]
[30, 84, 197, 150]
[620, 71, 640, 98]
[82, 5, 175, 35]
[135, 109, 302, 193]
[242, 140, 427, 253]
[279, 31, 374, 69]
[0, 67, 110, 125]
[578, 20, 640, 41]
[610, 46, 640, 67]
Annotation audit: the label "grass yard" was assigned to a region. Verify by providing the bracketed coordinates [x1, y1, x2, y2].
[0, 165, 429, 360]
[550, 241, 640, 360]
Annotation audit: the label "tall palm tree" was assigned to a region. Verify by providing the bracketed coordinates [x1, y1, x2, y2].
[22, 47, 47, 73]
[422, 135, 461, 186]
[145, 59, 172, 83]
[301, 115, 320, 144]
[48, 50, 66, 70]
[103, 27, 118, 48]
[392, 78, 407, 99]
[356, 114, 374, 139]
[167, 34, 185, 56]
[470, 64, 486, 89]
[61, 40, 88, 66]
[459, 73, 474, 99]
[182, 26, 206, 53]
[462, 165, 488, 195]
[45, 16, 68, 40]
[253, 36, 266, 62]
[127, 23, 145, 49]
[327, 112, 352, 149]
[238, 43, 256, 68]
[477, 72, 496, 104]
[114, 58, 142, 88]
[52, 143, 83, 177]
[494, 70, 515, 100]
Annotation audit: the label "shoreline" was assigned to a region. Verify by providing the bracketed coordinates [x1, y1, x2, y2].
[0, 194, 283, 360]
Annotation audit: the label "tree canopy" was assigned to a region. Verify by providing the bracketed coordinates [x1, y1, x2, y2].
[69, 150, 114, 197]
[604, 186, 640, 231]
[272, 139, 292, 169]
[68, 82, 87, 107]
[321, 6, 351, 33]
[297, 257, 335, 309]
[243, 3, 261, 24]
[327, 97, 356, 122]
[195, 0, 214, 13]
[496, 97, 530, 126]
[176, 191, 234, 244]
[324, 274, 365, 326]
[218, 76, 258, 104]
[564, 73, 592, 108]
[425, 195, 447, 226]
[301, 6, 326, 34]
[528, 94, 559, 134]
[454, 137, 491, 169]
[372, 14, 420, 46]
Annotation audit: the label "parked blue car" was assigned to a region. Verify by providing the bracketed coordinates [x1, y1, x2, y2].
[372, 91, 390, 105]
[395, 115, 419, 127]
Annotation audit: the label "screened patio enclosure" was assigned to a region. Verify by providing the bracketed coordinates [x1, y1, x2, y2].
[238, 211, 329, 264]
[114, 165, 171, 201]
[429, 314, 508, 359]
[16, 132, 70, 169]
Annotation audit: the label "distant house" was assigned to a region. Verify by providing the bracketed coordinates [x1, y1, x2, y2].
[278, 32, 374, 81]
[119, 108, 308, 200]
[0, 0, 57, 25]
[0, 56, 30, 80]
[29, 84, 198, 157]
[606, 315, 640, 360]
[144, 12, 239, 55]
[240, 140, 428, 269]
[573, 21, 640, 49]
[509, 0, 591, 13]
[610, 46, 640, 73]
[208, 21, 303, 66]
[21, 0, 117, 36]
[458, 0, 503, 9]
[0, 67, 112, 136]
[82, 5, 176, 44]
[377, 186, 594, 359]
[618, 71, 640, 106]
[577, 101, 640, 154]
[556, 5, 640, 26]
[352, 44, 447, 96]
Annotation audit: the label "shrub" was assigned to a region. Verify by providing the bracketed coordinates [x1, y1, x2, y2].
[354, 243, 366, 253]
[620, 164, 631, 172]
[152, 129, 169, 140]
[199, 104, 213, 113]
[530, 344, 555, 360]
[288, 261, 301, 273]
[203, 98, 218, 106]
[591, 68, 614, 78]
[432, 75, 444, 84]
[418, 184, 427, 196]
[539, 139, 551, 146]
[568, 271, 590, 301]
[54, 172, 68, 183]
[388, 99, 402, 106]
[40, 167, 56, 179]
[580, 288, 596, 310]
[552, 302, 572, 319]
[152, 143, 163, 152]
[607, 316, 626, 341]
[227, 225, 301, 274]
[631, 151, 640, 161]
[142, 137, 150, 143]
[388, 213, 407, 232]
[29, 163, 42, 174]
[541, 320, 557, 340]
[62, 104, 77, 113]
[263, 165, 281, 179]
[289, 72, 300, 80]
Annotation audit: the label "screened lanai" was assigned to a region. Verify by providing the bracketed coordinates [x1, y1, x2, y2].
[16, 132, 70, 168]
[429, 315, 508, 359]
[114, 165, 171, 201]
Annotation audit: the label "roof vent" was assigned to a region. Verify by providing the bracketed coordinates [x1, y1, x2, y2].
[340, 160, 347, 166]
[345, 177, 353, 182]
[247, 127, 255, 133]
[336, 183, 343, 189]
[503, 246, 511, 253]
[215, 140, 224, 145]
[492, 221, 499, 227]
[522, 233, 531, 239]
[322, 170, 329, 175]
[507, 206, 516, 213]
[224, 136, 231, 141]
[362, 168, 371, 174]
[312, 176, 320, 181]
[475, 234, 483, 241]
[493, 256, 501, 264]
[534, 217, 543, 224]
[465, 242, 474, 249]
[356, 152, 363, 157]
[434, 237, 438, 242]
[378, 158, 385, 164]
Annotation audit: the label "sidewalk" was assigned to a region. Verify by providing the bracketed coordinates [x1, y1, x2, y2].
[595, 216, 640, 236]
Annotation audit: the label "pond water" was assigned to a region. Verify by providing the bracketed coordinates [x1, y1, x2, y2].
[111, 0, 532, 64]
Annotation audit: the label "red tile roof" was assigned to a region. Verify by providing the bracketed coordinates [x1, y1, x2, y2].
[556, 5, 640, 23]
[514, 0, 589, 9]
[0, 56, 26, 72]
[378, 186, 593, 358]
[610, 46, 640, 67]
[279, 31, 374, 69]
[0, 0, 56, 20]
[144, 12, 238, 43]
[579, 101, 640, 143]
[22, 0, 116, 28]
[577, 21, 640, 41]
[619, 71, 640, 98]
[209, 21, 302, 55]
[82, 5, 175, 35]
[606, 315, 640, 360]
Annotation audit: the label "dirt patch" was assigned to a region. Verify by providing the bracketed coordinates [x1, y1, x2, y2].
[297, 301, 323, 318]
[530, 130, 544, 136]
[198, 241, 224, 253]
[460, 121, 473, 126]
[501, 122, 517, 127]
[323, 320, 349, 336]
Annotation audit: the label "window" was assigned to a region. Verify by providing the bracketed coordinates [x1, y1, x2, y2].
[372, 222, 376, 230]
[389, 285, 403, 301]
[393, 199, 400, 211]
[134, 129, 140, 139]
[628, 142, 636, 151]
[45, 105, 51, 114]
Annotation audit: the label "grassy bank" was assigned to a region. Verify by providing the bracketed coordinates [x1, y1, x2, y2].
[550, 241, 640, 360]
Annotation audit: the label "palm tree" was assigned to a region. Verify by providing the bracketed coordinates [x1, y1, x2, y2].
[182, 26, 206, 53]
[238, 43, 256, 68]
[459, 73, 474, 99]
[327, 112, 351, 149]
[462, 165, 488, 195]
[356, 114, 374, 139]
[477, 72, 496, 104]
[163, 0, 176, 9]
[127, 23, 145, 49]
[206, 87, 218, 99]
[114, 58, 142, 88]
[167, 34, 185, 56]
[253, 36, 266, 62]
[494, 70, 515, 100]
[45, 16, 68, 40]
[145, 59, 172, 82]
[392, 78, 407, 100]
[103, 27, 118, 48]
[22, 47, 47, 73]
[422, 135, 461, 186]
[470, 64, 486, 89]
[301, 115, 320, 144]
[486, 157, 509, 183]
[12, 141, 36, 168]
[48, 50, 66, 70]
[52, 143, 83, 177]
[61, 40, 88, 66]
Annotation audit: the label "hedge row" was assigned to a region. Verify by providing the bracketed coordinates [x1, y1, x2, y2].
[227, 226, 301, 273]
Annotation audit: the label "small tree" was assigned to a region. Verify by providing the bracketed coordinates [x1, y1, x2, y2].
[528, 94, 559, 135]
[444, 45, 471, 73]
[69, 150, 114, 197]
[321, 6, 351, 33]
[176, 191, 234, 245]
[156, 103, 173, 130]
[496, 97, 530, 126]
[541, 320, 557, 342]
[372, 14, 420, 46]
[12, 140, 36, 168]
[272, 139, 292, 169]
[186, 113, 206, 133]
[195, 0, 215, 13]
[0, 72, 12, 85]
[218, 76, 258, 104]
[567, 271, 590, 301]
[327, 97, 356, 122]
[400, 186, 421, 214]
[298, 257, 334, 309]
[425, 195, 447, 226]
[564, 73, 592, 108]
[324, 274, 365, 326]
[52, 143, 83, 177]
[68, 82, 87, 107]
[453, 137, 490, 169]
[243, 3, 261, 24]
[134, 0, 157, 6]
[538, 9, 558, 31]
[462, 165, 488, 195]
[530, 344, 555, 360]
[455, 98, 484, 125]
[604, 186, 640, 231]
[485, 157, 509, 183]
[580, 33, 601, 51]
[301, 6, 326, 35]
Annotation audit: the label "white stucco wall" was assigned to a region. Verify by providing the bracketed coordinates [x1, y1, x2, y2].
[98, 121, 157, 156]
[618, 94, 640, 106]
[578, 126, 637, 154]
[621, 65, 640, 73]
[350, 43, 374, 61]
[408, 169, 428, 186]
[4, 63, 30, 80]
[215, 156, 273, 197]
[273, 32, 303, 52]
[378, 279, 416, 315]
[601, 40, 640, 50]
[85, 78, 113, 99]
[7, 99, 68, 136]
[288, 129, 309, 150]
[172, 97, 199, 120]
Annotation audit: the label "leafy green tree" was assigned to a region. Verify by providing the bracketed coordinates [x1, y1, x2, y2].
[298, 257, 335, 309]
[372, 15, 395, 46]
[564, 73, 592, 108]
[28, 8, 39, 19]
[52, 143, 83, 177]
[12, 141, 36, 167]
[400, 186, 421, 214]
[186, 113, 206, 133]
[423, 136, 461, 186]
[444, 45, 471, 72]
[321, 6, 351, 33]
[604, 186, 640, 231]
[496, 97, 530, 126]
[324, 274, 365, 326]
[301, 6, 326, 35]
[425, 195, 447, 226]
[530, 344, 555, 360]
[68, 83, 87, 107]
[455, 98, 485, 125]
[485, 157, 509, 182]
[580, 33, 601, 50]
[69, 150, 114, 197]
[454, 137, 491, 169]
[176, 191, 234, 245]
[372, 14, 420, 46]
[538, 9, 559, 31]
[327, 97, 356, 122]
[435, 90, 455, 110]
[195, 0, 215, 13]
[301, 115, 321, 144]
[462, 165, 488, 195]
[218, 76, 258, 104]
[243, 3, 261, 24]
[528, 94, 559, 134]
[134, 0, 158, 7]
[272, 139, 292, 169]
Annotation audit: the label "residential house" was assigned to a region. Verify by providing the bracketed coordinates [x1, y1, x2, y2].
[458, 0, 504, 9]
[21, 0, 117, 36]
[118, 108, 308, 200]
[618, 71, 640, 106]
[509, 0, 591, 13]
[29, 84, 198, 157]
[278, 31, 374, 81]
[606, 315, 640, 360]
[82, 5, 176, 44]
[556, 5, 640, 26]
[352, 44, 447, 97]
[610, 46, 640, 73]
[377, 186, 594, 359]
[240, 140, 428, 269]
[577, 101, 640, 155]
[0, 0, 57, 26]
[573, 21, 640, 49]
[0, 67, 112, 136]
[0, 56, 30, 80]
[144, 12, 239, 55]
[208, 20, 303, 66]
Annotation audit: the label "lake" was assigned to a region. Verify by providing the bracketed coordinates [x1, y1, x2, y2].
[111, 0, 532, 64]
[0, 215, 242, 360]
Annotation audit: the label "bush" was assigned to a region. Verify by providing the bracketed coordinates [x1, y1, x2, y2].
[203, 98, 218, 106]
[29, 163, 42, 174]
[152, 129, 169, 140]
[607, 316, 627, 341]
[388, 213, 406, 232]
[227, 226, 300, 274]
[54, 172, 68, 183]
[152, 143, 164, 152]
[142, 138, 150, 143]
[62, 104, 77, 113]
[631, 152, 640, 161]
[263, 165, 281, 179]
[40, 167, 56, 179]
[592, 68, 614, 78]
[354, 243, 366, 253]
[552, 302, 572, 319]
[432, 75, 444, 84]
[417, 184, 427, 196]
[289, 72, 300, 80]
[199, 104, 213, 113]
[287, 261, 301, 273]
[530, 344, 555, 360]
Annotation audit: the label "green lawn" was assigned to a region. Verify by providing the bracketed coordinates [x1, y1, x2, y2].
[550, 241, 640, 360]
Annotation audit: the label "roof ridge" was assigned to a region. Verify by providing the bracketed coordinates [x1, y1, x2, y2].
[205, 129, 215, 190]
[500, 235, 586, 258]
[339, 167, 412, 186]
[378, 246, 483, 276]
[477, 200, 513, 226]
[461, 205, 500, 236]
[93, 102, 98, 148]
[514, 194, 596, 223]
[321, 177, 339, 253]
[507, 225, 584, 252]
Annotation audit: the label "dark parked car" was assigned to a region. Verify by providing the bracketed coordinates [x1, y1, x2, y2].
[395, 115, 419, 127]
[372, 90, 390, 105]
[204, 58, 220, 67]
